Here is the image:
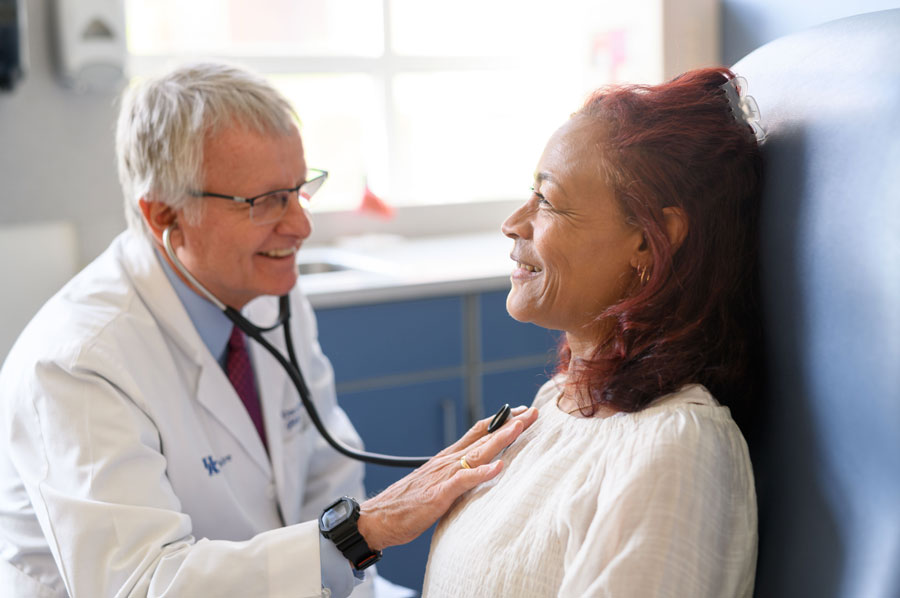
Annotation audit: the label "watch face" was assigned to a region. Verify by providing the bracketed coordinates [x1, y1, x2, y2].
[321, 499, 352, 531]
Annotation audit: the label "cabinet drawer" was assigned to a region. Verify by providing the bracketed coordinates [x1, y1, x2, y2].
[316, 296, 464, 383]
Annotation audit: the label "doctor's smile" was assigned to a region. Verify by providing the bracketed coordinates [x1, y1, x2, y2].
[258, 246, 299, 259]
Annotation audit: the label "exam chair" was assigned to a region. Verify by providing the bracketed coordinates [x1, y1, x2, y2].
[732, 10, 900, 598]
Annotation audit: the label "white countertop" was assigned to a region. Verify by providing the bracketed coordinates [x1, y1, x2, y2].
[297, 231, 515, 308]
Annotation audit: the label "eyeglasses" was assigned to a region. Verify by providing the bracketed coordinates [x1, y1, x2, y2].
[190, 169, 328, 225]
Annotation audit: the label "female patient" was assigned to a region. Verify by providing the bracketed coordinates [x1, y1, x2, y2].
[423, 67, 763, 597]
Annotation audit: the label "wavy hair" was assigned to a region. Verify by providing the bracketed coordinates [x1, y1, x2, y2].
[558, 67, 764, 420]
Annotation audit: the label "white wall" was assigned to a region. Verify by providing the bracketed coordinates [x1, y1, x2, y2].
[0, 221, 78, 359]
[0, 0, 125, 360]
[0, 0, 125, 267]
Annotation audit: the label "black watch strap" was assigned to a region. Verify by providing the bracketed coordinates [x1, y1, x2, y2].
[319, 497, 382, 570]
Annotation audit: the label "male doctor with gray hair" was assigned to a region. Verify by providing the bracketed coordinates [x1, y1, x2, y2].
[0, 62, 536, 597]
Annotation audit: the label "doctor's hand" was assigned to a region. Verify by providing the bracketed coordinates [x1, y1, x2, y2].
[357, 405, 538, 551]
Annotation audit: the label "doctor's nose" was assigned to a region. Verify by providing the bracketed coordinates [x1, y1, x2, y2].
[276, 192, 313, 240]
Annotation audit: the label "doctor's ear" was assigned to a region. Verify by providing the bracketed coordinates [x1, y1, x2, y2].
[138, 199, 178, 243]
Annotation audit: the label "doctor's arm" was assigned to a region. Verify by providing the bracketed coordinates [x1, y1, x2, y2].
[10, 357, 327, 598]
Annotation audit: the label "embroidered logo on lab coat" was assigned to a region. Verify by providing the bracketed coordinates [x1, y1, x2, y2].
[202, 454, 233, 475]
[281, 404, 305, 431]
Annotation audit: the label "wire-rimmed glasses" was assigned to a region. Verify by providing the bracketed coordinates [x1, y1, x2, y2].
[190, 168, 328, 225]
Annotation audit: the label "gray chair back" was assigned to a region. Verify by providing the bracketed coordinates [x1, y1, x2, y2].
[733, 10, 900, 598]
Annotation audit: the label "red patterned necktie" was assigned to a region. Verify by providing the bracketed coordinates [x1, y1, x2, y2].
[226, 325, 268, 452]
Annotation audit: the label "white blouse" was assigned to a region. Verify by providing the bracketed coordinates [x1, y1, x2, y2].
[422, 378, 757, 597]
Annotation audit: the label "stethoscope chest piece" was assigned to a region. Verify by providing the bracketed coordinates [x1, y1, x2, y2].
[487, 404, 511, 433]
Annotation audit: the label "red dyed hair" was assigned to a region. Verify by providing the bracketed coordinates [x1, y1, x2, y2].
[558, 67, 763, 417]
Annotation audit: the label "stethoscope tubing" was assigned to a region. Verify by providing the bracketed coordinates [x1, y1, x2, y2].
[233, 299, 432, 467]
[162, 225, 452, 467]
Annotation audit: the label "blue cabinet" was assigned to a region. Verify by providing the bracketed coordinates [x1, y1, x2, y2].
[314, 289, 558, 593]
[316, 297, 464, 384]
[477, 290, 560, 419]
[479, 291, 558, 363]
[335, 378, 465, 591]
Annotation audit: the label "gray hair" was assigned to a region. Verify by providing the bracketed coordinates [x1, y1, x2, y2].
[115, 62, 299, 238]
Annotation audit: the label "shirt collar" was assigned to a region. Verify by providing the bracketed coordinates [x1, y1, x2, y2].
[155, 249, 232, 365]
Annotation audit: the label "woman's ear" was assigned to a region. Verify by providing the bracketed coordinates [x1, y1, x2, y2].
[138, 198, 177, 243]
[662, 206, 688, 253]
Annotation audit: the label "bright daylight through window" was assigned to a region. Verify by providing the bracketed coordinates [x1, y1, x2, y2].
[125, 0, 711, 216]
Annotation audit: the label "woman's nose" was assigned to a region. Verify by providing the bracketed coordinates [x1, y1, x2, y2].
[501, 203, 531, 239]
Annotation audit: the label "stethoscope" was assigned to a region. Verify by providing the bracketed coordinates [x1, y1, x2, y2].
[162, 225, 511, 467]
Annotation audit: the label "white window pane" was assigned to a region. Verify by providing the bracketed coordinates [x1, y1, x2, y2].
[126, 0, 382, 56]
[270, 74, 384, 212]
[392, 70, 582, 206]
[391, 0, 536, 57]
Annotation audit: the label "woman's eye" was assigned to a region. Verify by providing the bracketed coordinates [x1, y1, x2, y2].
[530, 187, 550, 206]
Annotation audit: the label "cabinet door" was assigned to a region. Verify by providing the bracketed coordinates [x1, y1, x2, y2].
[316, 296, 464, 383]
[337, 378, 466, 593]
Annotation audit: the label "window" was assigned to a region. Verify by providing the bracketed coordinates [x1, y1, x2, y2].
[126, 0, 717, 222]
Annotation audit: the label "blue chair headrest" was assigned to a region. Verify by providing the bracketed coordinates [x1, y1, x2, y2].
[733, 9, 900, 598]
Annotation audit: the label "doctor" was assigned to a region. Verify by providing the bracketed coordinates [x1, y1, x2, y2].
[0, 63, 537, 598]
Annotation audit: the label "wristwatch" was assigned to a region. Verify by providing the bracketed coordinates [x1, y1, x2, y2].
[319, 496, 382, 571]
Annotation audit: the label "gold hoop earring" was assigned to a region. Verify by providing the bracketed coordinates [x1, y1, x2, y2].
[637, 264, 649, 285]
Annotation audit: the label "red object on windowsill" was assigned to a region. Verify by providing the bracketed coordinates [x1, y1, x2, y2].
[357, 182, 395, 220]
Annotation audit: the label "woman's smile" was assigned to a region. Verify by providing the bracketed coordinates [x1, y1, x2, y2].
[510, 255, 544, 280]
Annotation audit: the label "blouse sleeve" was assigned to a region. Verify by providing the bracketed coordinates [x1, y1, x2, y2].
[557, 409, 757, 598]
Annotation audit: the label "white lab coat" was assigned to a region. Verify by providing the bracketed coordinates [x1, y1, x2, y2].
[0, 230, 371, 598]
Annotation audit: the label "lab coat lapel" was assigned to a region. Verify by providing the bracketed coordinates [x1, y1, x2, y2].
[119, 231, 272, 475]
[250, 335, 295, 515]
[245, 297, 307, 523]
[194, 363, 273, 474]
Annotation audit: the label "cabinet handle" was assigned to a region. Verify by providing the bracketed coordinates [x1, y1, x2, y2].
[441, 398, 457, 447]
